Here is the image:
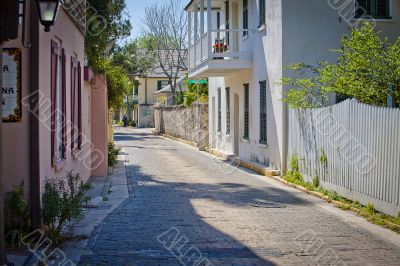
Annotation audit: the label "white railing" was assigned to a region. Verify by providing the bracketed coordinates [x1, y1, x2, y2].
[188, 28, 252, 70]
[288, 99, 400, 216]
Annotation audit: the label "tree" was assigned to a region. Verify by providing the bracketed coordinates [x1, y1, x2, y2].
[184, 80, 208, 107]
[86, 0, 133, 110]
[282, 22, 400, 109]
[141, 0, 188, 104]
[86, 0, 131, 68]
[111, 37, 156, 77]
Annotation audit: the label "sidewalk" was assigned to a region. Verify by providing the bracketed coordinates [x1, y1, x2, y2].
[61, 156, 129, 264]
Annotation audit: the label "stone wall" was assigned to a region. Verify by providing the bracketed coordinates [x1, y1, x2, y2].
[138, 105, 155, 128]
[154, 104, 209, 149]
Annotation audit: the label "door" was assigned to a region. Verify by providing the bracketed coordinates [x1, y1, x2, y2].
[233, 93, 240, 156]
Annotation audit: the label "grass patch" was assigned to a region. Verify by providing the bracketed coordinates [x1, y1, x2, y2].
[283, 154, 400, 233]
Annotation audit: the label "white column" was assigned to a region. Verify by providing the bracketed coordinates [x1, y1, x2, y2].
[207, 0, 212, 59]
[194, 6, 198, 42]
[188, 11, 192, 68]
[200, 0, 204, 36]
[188, 12, 192, 47]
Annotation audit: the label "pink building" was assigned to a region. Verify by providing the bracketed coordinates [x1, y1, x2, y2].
[1, 0, 108, 228]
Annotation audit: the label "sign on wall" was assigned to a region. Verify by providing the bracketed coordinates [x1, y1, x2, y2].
[2, 48, 21, 122]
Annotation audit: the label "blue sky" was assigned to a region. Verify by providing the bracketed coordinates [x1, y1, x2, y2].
[124, 0, 161, 39]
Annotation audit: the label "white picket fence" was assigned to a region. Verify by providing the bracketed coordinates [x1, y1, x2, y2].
[288, 99, 400, 216]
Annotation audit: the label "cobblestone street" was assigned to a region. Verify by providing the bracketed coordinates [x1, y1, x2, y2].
[79, 128, 400, 265]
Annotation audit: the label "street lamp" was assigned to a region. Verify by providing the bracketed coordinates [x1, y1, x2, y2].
[35, 0, 61, 32]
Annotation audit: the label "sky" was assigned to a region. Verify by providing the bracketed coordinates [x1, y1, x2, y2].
[124, 0, 160, 40]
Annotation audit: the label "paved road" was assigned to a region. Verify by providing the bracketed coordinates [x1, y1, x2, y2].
[79, 128, 400, 266]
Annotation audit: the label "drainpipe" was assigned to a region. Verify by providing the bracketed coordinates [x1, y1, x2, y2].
[30, 0, 42, 229]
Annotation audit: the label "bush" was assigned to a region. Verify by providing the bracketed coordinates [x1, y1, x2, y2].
[108, 142, 121, 167]
[128, 120, 136, 127]
[42, 172, 90, 243]
[5, 182, 31, 248]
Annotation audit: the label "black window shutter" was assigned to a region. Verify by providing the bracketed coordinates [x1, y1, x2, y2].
[259, 81, 267, 144]
[259, 0, 266, 28]
[218, 88, 222, 132]
[226, 87, 230, 135]
[244, 84, 249, 140]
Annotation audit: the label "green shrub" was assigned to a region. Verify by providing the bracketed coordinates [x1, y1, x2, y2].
[117, 121, 124, 126]
[313, 176, 320, 188]
[128, 120, 136, 127]
[42, 172, 90, 243]
[5, 183, 31, 248]
[108, 142, 121, 167]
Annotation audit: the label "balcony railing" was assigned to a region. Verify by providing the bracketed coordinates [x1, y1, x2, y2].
[189, 28, 253, 71]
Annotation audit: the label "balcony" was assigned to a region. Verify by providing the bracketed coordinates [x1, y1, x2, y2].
[186, 0, 253, 78]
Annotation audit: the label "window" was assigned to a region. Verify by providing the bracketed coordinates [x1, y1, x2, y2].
[259, 81, 267, 144]
[259, 0, 266, 28]
[226, 87, 231, 135]
[134, 80, 139, 96]
[217, 12, 221, 39]
[355, 0, 390, 18]
[51, 40, 66, 166]
[243, 0, 249, 37]
[243, 84, 249, 140]
[157, 80, 170, 91]
[218, 88, 222, 132]
[71, 56, 82, 151]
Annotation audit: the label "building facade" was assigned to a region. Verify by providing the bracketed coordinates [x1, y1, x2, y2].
[1, 0, 108, 227]
[185, 0, 400, 173]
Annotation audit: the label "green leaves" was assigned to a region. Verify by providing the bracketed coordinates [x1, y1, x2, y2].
[282, 22, 400, 108]
[184, 79, 208, 107]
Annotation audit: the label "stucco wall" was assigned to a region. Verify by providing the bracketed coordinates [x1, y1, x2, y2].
[2, 21, 31, 196]
[155, 104, 209, 147]
[37, 8, 90, 186]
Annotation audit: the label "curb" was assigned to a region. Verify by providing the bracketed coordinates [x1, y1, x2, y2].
[158, 133, 200, 148]
[207, 148, 280, 177]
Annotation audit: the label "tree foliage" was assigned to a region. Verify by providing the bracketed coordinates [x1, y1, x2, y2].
[184, 80, 208, 107]
[282, 22, 400, 109]
[86, 0, 132, 110]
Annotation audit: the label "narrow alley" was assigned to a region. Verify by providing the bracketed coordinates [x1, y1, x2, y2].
[79, 128, 400, 265]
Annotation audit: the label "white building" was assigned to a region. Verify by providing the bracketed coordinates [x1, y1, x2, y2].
[185, 0, 400, 173]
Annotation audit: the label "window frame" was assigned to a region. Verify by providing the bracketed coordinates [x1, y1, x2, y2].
[51, 40, 67, 167]
[71, 56, 82, 152]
